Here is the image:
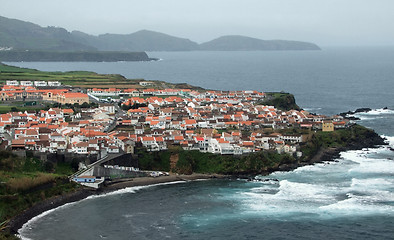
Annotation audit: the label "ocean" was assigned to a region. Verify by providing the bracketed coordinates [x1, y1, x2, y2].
[9, 47, 394, 240]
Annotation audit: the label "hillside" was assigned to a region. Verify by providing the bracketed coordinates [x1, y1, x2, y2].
[0, 15, 321, 53]
[72, 30, 199, 51]
[0, 50, 152, 62]
[200, 35, 321, 51]
[0, 16, 95, 51]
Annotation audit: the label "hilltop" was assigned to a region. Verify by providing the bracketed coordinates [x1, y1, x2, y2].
[0, 16, 94, 51]
[71, 30, 199, 52]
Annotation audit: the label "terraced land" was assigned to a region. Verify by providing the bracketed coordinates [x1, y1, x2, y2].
[0, 63, 202, 90]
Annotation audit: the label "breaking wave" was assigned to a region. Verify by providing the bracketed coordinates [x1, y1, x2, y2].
[240, 145, 394, 219]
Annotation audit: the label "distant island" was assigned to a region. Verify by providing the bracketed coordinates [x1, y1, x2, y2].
[200, 35, 320, 51]
[0, 15, 321, 53]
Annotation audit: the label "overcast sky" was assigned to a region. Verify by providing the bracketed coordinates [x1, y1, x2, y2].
[1, 0, 393, 46]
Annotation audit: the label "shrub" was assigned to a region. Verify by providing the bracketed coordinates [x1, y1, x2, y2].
[6, 173, 56, 192]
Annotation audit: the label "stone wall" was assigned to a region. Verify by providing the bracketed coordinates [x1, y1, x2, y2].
[93, 166, 147, 178]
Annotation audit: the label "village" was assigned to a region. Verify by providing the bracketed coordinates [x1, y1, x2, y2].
[0, 80, 351, 160]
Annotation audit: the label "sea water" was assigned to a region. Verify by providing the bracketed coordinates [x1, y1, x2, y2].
[12, 48, 394, 239]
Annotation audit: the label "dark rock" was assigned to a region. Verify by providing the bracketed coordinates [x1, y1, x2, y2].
[354, 108, 372, 113]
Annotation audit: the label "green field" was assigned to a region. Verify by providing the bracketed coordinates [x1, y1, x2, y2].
[0, 63, 205, 91]
[0, 105, 45, 114]
[0, 63, 143, 87]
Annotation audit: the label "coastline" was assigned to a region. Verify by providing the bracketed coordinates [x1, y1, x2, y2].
[8, 173, 226, 234]
[7, 145, 370, 234]
[6, 126, 387, 236]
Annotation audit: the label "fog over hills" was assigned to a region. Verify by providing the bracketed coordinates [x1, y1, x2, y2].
[200, 35, 320, 51]
[0, 15, 320, 52]
[71, 30, 199, 51]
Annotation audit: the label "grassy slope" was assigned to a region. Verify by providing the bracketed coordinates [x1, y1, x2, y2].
[0, 151, 79, 239]
[0, 63, 134, 86]
[0, 63, 203, 90]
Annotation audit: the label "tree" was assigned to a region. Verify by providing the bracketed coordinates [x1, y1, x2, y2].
[52, 102, 61, 108]
[81, 102, 90, 108]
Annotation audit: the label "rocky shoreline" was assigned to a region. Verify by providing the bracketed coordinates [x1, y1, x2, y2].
[8, 128, 387, 236]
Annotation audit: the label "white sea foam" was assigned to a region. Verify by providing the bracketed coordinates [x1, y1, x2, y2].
[319, 191, 394, 215]
[360, 108, 394, 115]
[85, 180, 187, 200]
[348, 158, 394, 174]
[19, 201, 80, 240]
[351, 177, 394, 189]
[242, 144, 394, 219]
[382, 135, 394, 146]
[350, 108, 394, 122]
[276, 180, 329, 199]
[243, 179, 337, 214]
[303, 107, 322, 112]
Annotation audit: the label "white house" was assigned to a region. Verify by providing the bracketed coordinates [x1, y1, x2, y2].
[34, 81, 47, 87]
[73, 142, 88, 154]
[139, 81, 153, 87]
[48, 81, 61, 86]
[20, 81, 33, 87]
[6, 80, 19, 86]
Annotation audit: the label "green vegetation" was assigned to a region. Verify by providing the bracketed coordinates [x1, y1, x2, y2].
[136, 124, 382, 176]
[0, 63, 202, 90]
[0, 105, 43, 114]
[136, 148, 171, 171]
[175, 149, 295, 175]
[0, 151, 79, 238]
[0, 101, 97, 114]
[300, 124, 382, 161]
[0, 63, 135, 86]
[259, 92, 300, 111]
[137, 145, 295, 175]
[0, 64, 37, 73]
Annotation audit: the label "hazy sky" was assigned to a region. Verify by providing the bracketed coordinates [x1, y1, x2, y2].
[1, 0, 393, 46]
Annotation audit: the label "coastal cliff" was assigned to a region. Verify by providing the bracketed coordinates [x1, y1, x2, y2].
[136, 124, 386, 176]
[0, 50, 154, 62]
[277, 124, 386, 172]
